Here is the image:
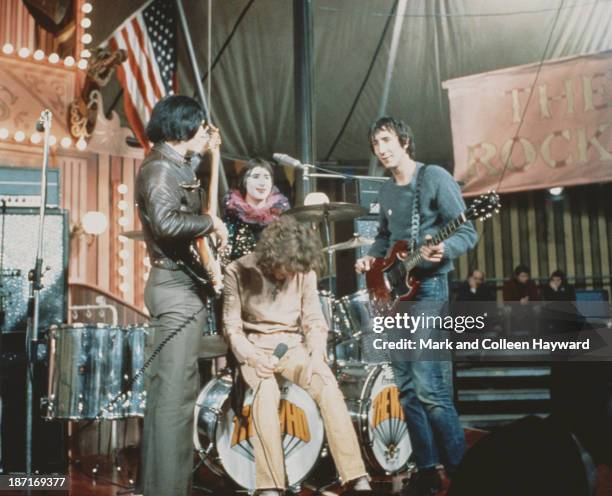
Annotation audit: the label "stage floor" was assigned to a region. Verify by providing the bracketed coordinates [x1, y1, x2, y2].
[2, 429, 611, 495]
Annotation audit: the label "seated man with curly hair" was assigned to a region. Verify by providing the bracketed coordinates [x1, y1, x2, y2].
[223, 216, 371, 496]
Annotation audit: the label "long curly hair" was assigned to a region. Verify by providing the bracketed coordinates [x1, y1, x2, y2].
[255, 217, 325, 278]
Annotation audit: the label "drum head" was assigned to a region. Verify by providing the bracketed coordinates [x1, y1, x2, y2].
[364, 364, 411, 474]
[214, 378, 324, 490]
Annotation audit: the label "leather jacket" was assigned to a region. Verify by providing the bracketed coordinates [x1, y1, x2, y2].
[136, 142, 213, 284]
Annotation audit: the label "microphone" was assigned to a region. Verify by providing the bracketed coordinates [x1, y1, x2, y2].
[36, 109, 51, 132]
[269, 342, 288, 366]
[273, 153, 308, 169]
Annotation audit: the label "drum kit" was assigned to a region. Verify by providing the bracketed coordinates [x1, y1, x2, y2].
[43, 323, 148, 420]
[193, 202, 413, 491]
[41, 202, 412, 492]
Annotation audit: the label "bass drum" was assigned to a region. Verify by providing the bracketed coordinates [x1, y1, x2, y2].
[337, 362, 411, 474]
[194, 374, 324, 491]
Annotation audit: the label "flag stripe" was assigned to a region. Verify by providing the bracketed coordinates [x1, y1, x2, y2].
[116, 29, 154, 114]
[131, 16, 164, 100]
[125, 19, 162, 106]
[109, 37, 149, 145]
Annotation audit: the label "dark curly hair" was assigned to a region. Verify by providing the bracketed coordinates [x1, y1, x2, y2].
[255, 217, 325, 278]
[368, 116, 416, 159]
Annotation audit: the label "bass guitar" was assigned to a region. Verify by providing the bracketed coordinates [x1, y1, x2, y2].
[197, 132, 224, 296]
[366, 191, 501, 305]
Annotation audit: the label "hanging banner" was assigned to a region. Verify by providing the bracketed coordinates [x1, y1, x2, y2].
[443, 50, 612, 196]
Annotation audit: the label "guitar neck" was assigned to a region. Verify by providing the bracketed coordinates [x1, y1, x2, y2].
[405, 212, 467, 269]
[206, 151, 220, 216]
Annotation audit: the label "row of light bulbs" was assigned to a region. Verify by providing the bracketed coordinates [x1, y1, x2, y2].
[0, 128, 87, 150]
[117, 184, 132, 296]
[1, 2, 93, 70]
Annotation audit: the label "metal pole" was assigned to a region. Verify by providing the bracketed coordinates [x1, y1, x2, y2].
[176, 0, 228, 194]
[293, 0, 316, 204]
[26, 109, 52, 474]
[368, 0, 408, 176]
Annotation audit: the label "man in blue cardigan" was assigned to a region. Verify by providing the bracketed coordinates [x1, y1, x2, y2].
[356, 116, 477, 496]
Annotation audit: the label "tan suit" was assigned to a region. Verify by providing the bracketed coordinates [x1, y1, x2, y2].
[223, 253, 367, 490]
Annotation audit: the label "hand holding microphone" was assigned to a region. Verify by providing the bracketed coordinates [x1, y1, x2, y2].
[249, 343, 288, 379]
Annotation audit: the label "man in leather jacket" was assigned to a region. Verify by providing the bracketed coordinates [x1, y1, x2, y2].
[135, 95, 227, 496]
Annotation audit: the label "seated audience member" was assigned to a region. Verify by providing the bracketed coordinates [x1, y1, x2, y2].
[540, 269, 575, 302]
[539, 269, 583, 335]
[456, 269, 495, 302]
[455, 269, 499, 331]
[502, 264, 539, 334]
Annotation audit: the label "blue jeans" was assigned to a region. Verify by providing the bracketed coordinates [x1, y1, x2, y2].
[391, 275, 466, 472]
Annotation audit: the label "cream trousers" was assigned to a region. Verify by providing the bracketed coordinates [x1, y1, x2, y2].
[240, 345, 368, 490]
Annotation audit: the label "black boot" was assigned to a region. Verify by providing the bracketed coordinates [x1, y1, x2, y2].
[400, 467, 443, 496]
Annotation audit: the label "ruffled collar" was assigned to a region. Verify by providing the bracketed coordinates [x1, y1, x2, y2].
[222, 188, 290, 225]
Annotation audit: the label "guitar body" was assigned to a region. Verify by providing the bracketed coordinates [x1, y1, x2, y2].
[366, 240, 422, 303]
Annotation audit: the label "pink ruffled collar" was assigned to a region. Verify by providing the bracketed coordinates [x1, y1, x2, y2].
[223, 188, 289, 225]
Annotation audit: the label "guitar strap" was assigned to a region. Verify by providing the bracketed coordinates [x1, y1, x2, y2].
[409, 164, 428, 255]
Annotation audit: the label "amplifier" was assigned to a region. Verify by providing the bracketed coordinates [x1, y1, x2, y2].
[0, 207, 68, 332]
[343, 177, 387, 215]
[0, 166, 61, 208]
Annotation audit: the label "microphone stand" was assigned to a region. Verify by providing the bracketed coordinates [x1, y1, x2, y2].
[25, 109, 52, 475]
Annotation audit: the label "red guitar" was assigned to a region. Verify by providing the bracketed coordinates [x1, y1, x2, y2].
[366, 191, 501, 305]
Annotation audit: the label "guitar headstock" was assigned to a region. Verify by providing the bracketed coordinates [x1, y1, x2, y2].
[465, 190, 501, 222]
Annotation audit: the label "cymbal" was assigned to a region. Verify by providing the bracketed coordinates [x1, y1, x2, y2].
[324, 235, 374, 253]
[121, 230, 149, 241]
[283, 202, 367, 223]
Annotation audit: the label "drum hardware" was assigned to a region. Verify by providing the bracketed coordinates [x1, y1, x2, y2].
[285, 202, 367, 294]
[322, 234, 374, 253]
[70, 303, 119, 327]
[199, 297, 227, 359]
[120, 230, 149, 241]
[283, 202, 368, 224]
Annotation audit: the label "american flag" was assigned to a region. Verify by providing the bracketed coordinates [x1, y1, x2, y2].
[108, 0, 177, 149]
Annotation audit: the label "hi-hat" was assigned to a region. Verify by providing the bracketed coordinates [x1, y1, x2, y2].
[323, 235, 374, 253]
[283, 202, 367, 223]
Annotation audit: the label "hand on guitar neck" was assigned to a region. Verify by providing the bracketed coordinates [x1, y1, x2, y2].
[210, 215, 228, 249]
